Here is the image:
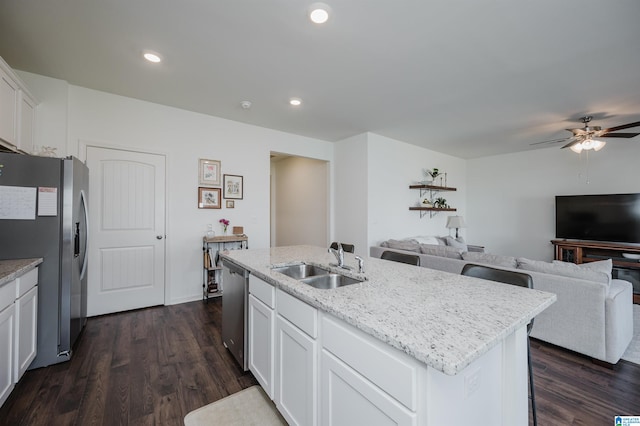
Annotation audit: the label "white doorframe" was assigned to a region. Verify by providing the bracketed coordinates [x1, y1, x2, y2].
[80, 139, 170, 313]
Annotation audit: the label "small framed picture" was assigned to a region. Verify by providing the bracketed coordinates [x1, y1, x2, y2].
[198, 187, 221, 209]
[223, 174, 243, 199]
[199, 159, 221, 186]
[226, 200, 235, 208]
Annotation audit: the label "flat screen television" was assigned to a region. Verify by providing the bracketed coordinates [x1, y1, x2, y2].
[555, 193, 640, 244]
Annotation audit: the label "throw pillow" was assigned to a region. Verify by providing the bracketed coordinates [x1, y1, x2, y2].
[407, 235, 441, 245]
[445, 235, 468, 251]
[552, 258, 612, 282]
[462, 252, 518, 269]
[517, 258, 610, 285]
[420, 243, 464, 259]
[435, 236, 448, 246]
[380, 239, 421, 252]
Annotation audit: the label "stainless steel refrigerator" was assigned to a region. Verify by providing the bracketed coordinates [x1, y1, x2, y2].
[0, 152, 89, 369]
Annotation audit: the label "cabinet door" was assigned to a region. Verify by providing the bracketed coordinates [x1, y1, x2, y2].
[15, 286, 37, 382]
[18, 91, 36, 154]
[0, 67, 19, 146]
[0, 303, 16, 407]
[248, 294, 274, 398]
[276, 315, 317, 426]
[320, 350, 415, 426]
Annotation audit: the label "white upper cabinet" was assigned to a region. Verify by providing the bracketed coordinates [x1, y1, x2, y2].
[0, 56, 37, 153]
[18, 91, 36, 155]
[0, 65, 19, 148]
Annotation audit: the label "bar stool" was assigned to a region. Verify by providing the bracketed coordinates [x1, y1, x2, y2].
[461, 263, 537, 426]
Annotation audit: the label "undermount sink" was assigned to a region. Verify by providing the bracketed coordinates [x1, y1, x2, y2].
[299, 273, 364, 290]
[272, 263, 364, 289]
[272, 263, 331, 279]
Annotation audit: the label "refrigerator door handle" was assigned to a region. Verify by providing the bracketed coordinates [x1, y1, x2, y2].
[79, 189, 89, 280]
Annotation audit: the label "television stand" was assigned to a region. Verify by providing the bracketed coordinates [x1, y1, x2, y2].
[551, 239, 640, 304]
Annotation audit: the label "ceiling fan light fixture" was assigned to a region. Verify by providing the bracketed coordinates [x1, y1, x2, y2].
[592, 140, 606, 151]
[570, 143, 584, 154]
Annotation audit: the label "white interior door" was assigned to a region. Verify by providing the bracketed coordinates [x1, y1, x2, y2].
[86, 146, 166, 316]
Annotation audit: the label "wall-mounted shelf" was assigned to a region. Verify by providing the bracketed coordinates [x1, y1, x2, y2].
[409, 184, 457, 217]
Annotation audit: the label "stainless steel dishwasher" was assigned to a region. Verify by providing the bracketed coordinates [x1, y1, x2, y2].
[221, 259, 249, 371]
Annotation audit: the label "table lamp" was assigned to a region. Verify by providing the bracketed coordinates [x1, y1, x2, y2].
[446, 216, 466, 238]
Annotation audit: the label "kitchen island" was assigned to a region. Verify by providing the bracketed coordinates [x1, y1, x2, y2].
[221, 246, 556, 425]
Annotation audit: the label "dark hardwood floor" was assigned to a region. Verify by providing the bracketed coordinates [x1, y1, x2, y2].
[0, 299, 257, 426]
[1, 299, 639, 425]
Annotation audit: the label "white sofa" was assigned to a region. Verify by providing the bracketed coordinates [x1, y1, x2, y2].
[370, 242, 634, 364]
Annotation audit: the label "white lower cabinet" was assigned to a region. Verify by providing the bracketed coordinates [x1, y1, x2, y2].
[276, 314, 317, 426]
[0, 265, 39, 408]
[275, 288, 318, 426]
[0, 302, 16, 407]
[321, 350, 415, 426]
[248, 293, 274, 398]
[15, 285, 38, 382]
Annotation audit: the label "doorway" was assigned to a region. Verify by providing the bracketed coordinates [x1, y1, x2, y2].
[270, 153, 329, 247]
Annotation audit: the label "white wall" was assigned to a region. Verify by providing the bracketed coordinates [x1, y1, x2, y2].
[467, 142, 640, 260]
[19, 72, 334, 305]
[334, 133, 369, 256]
[273, 156, 328, 247]
[367, 133, 468, 246]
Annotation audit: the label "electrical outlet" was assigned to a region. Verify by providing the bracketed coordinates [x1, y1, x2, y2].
[464, 368, 481, 398]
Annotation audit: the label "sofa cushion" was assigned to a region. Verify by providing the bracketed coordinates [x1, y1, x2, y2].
[517, 258, 610, 285]
[380, 239, 421, 252]
[420, 244, 464, 259]
[462, 252, 518, 268]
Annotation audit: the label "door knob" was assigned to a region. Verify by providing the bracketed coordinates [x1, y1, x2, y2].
[156, 235, 163, 240]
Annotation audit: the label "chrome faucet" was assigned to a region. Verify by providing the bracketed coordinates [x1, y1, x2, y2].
[355, 256, 365, 274]
[328, 243, 345, 267]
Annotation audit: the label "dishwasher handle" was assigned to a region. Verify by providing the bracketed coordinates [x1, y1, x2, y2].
[222, 259, 249, 277]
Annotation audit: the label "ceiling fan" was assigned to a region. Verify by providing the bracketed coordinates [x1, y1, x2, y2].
[531, 116, 640, 153]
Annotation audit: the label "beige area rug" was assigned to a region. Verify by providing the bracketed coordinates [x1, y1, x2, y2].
[184, 386, 287, 426]
[621, 304, 640, 365]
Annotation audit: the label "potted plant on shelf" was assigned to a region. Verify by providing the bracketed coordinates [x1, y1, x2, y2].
[433, 197, 449, 209]
[422, 168, 442, 184]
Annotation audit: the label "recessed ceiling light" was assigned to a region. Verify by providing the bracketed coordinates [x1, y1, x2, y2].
[309, 3, 330, 24]
[289, 98, 302, 106]
[143, 51, 162, 63]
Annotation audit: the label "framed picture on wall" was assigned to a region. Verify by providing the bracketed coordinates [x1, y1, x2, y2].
[226, 200, 235, 208]
[223, 174, 243, 199]
[198, 187, 221, 209]
[199, 159, 221, 186]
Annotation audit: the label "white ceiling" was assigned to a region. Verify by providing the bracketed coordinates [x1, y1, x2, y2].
[1, 0, 639, 159]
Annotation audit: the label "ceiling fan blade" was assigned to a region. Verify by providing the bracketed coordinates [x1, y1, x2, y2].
[529, 136, 571, 146]
[561, 138, 580, 149]
[600, 132, 640, 138]
[601, 121, 640, 133]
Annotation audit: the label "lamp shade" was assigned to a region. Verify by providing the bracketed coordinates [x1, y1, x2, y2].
[446, 216, 466, 229]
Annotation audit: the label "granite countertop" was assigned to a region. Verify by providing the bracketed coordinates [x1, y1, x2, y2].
[0, 258, 43, 286]
[221, 245, 556, 376]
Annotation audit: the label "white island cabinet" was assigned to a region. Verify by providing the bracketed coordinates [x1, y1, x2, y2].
[248, 275, 275, 398]
[230, 246, 555, 426]
[275, 288, 317, 426]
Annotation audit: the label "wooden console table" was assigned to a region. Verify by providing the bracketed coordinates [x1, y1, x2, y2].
[551, 239, 640, 304]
